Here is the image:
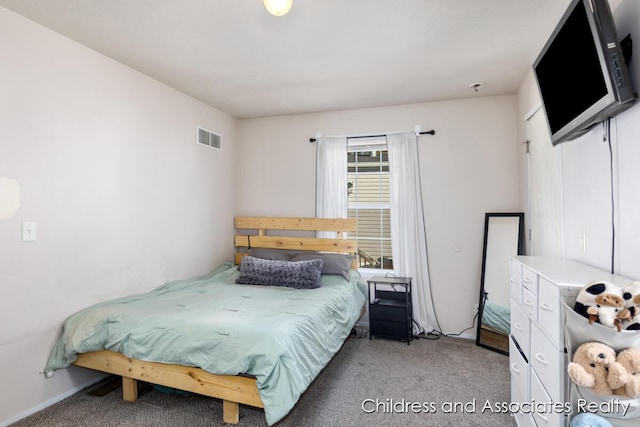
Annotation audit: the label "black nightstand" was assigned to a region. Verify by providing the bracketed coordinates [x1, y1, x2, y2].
[367, 276, 413, 344]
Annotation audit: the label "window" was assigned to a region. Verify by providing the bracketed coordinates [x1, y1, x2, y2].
[347, 138, 392, 270]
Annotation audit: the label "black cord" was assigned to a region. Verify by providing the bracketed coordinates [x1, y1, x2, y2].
[412, 318, 427, 338]
[437, 296, 481, 338]
[351, 325, 369, 339]
[422, 285, 483, 339]
[414, 137, 444, 336]
[417, 308, 479, 340]
[605, 118, 615, 274]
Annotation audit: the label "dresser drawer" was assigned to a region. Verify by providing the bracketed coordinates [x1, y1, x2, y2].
[510, 260, 523, 304]
[511, 381, 536, 427]
[530, 369, 566, 427]
[530, 323, 563, 402]
[511, 298, 530, 359]
[370, 320, 409, 339]
[509, 335, 529, 400]
[369, 304, 407, 322]
[522, 267, 538, 296]
[538, 277, 561, 349]
[522, 288, 538, 321]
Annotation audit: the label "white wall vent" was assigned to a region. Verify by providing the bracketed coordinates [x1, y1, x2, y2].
[196, 126, 221, 150]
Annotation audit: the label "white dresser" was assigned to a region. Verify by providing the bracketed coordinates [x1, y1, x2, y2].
[509, 256, 632, 427]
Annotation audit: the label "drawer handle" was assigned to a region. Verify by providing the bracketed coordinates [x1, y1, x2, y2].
[535, 353, 548, 365]
[523, 277, 532, 283]
[510, 363, 520, 374]
[510, 278, 517, 283]
[539, 303, 553, 312]
[523, 299, 533, 307]
[514, 323, 523, 331]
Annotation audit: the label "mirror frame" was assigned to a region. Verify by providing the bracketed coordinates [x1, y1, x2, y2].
[475, 212, 525, 355]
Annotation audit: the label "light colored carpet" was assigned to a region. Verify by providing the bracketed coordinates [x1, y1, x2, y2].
[11, 335, 515, 426]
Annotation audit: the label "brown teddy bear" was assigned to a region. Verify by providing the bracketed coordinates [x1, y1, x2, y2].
[568, 341, 619, 395]
[607, 347, 640, 398]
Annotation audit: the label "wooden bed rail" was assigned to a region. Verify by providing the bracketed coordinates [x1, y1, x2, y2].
[74, 350, 262, 424]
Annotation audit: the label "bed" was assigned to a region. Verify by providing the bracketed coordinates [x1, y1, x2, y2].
[480, 299, 510, 336]
[44, 216, 366, 425]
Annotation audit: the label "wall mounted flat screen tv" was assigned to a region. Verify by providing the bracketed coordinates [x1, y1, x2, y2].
[534, 0, 636, 145]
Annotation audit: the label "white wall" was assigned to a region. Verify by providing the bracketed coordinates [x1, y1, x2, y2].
[236, 96, 520, 336]
[0, 7, 236, 424]
[516, 0, 640, 280]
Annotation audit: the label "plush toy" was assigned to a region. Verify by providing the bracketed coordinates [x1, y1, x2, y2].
[570, 412, 613, 427]
[622, 281, 640, 330]
[568, 341, 618, 395]
[608, 347, 640, 398]
[574, 281, 629, 331]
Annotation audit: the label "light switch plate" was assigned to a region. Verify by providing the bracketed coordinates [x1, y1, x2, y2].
[22, 221, 36, 242]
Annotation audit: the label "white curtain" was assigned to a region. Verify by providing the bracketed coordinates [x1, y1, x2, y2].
[387, 131, 439, 334]
[315, 136, 348, 237]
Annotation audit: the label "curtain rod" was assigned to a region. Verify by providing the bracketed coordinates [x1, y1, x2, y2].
[309, 130, 435, 143]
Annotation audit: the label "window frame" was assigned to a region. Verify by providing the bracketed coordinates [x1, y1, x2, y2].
[347, 138, 393, 272]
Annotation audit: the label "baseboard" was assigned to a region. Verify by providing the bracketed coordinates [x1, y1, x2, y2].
[0, 374, 107, 427]
[451, 332, 475, 340]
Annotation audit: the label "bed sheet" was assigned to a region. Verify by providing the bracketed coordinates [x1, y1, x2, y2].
[44, 262, 367, 425]
[482, 299, 510, 336]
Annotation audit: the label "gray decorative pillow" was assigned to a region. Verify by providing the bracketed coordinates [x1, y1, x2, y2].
[249, 248, 296, 261]
[290, 253, 354, 281]
[236, 256, 323, 289]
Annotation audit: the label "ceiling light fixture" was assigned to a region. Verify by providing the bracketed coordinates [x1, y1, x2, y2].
[263, 0, 293, 16]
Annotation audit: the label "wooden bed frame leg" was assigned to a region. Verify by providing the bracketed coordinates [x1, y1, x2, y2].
[122, 376, 138, 401]
[223, 400, 240, 424]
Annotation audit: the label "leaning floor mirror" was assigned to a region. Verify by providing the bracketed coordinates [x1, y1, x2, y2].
[476, 212, 525, 355]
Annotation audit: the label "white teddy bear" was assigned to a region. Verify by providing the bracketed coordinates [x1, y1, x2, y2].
[574, 281, 629, 331]
[622, 281, 640, 331]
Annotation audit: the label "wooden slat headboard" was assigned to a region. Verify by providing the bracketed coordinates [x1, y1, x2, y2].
[234, 216, 357, 267]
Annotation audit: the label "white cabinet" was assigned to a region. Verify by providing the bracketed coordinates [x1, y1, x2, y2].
[509, 256, 632, 427]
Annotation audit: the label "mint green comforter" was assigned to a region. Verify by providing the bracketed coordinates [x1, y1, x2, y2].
[44, 263, 367, 425]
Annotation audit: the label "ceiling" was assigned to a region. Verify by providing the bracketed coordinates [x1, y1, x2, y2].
[0, 0, 571, 119]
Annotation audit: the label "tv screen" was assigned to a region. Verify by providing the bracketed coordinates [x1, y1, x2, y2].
[533, 0, 636, 145]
